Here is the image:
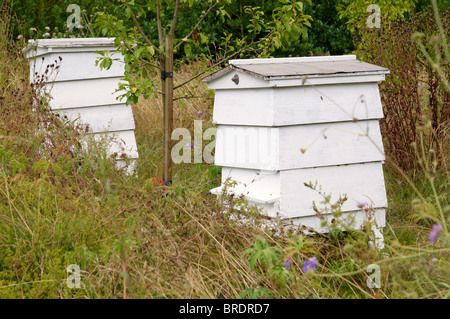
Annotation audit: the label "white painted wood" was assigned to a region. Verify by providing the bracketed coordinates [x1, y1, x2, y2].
[214, 125, 280, 170]
[268, 73, 386, 87]
[279, 162, 387, 218]
[207, 56, 388, 248]
[287, 208, 386, 233]
[205, 69, 386, 89]
[229, 55, 357, 65]
[46, 77, 125, 109]
[221, 167, 280, 198]
[26, 38, 139, 169]
[206, 70, 270, 90]
[213, 83, 384, 126]
[214, 162, 387, 219]
[214, 120, 384, 170]
[29, 51, 124, 83]
[278, 120, 384, 170]
[213, 88, 274, 126]
[55, 104, 135, 134]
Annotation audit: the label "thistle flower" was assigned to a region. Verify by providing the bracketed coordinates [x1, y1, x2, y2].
[302, 257, 318, 273]
[356, 202, 367, 209]
[429, 224, 442, 244]
[283, 258, 291, 269]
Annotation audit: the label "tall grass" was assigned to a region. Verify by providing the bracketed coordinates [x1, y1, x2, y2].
[0, 3, 449, 299]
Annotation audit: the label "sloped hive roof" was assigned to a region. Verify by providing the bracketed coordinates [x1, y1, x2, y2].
[202, 55, 389, 82]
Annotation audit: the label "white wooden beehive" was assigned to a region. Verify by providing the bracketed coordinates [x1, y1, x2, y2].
[25, 38, 138, 171]
[203, 55, 390, 247]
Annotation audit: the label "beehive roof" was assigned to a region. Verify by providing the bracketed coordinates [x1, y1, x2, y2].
[202, 55, 389, 83]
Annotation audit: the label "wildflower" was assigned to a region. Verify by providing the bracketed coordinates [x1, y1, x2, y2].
[17, 35, 23, 40]
[43, 33, 50, 38]
[431, 257, 438, 262]
[397, 179, 402, 185]
[429, 224, 442, 244]
[45, 26, 50, 31]
[283, 258, 291, 269]
[356, 202, 367, 209]
[29, 27, 37, 33]
[302, 257, 318, 273]
[197, 110, 203, 117]
[186, 142, 194, 149]
[418, 83, 422, 87]
[77, 24, 83, 29]
[381, 160, 385, 164]
[68, 27, 73, 32]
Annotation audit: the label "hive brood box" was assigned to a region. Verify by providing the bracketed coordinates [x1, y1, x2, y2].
[203, 55, 390, 248]
[25, 38, 138, 171]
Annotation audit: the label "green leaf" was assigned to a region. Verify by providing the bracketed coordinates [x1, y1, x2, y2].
[184, 43, 192, 56]
[147, 45, 155, 56]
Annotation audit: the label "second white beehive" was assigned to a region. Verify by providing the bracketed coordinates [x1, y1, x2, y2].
[203, 55, 390, 248]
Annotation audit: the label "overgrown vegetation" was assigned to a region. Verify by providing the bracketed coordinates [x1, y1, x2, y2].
[0, 1, 449, 299]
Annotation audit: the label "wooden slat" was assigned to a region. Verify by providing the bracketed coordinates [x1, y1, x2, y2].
[214, 120, 384, 170]
[279, 119, 385, 170]
[54, 104, 135, 133]
[46, 77, 124, 109]
[29, 51, 124, 82]
[212, 83, 384, 126]
[279, 162, 388, 218]
[234, 59, 388, 79]
[287, 208, 386, 232]
[213, 88, 274, 126]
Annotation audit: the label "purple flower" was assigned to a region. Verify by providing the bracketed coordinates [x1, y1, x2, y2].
[283, 258, 291, 269]
[77, 24, 83, 29]
[429, 224, 443, 244]
[356, 202, 367, 209]
[68, 27, 73, 32]
[418, 83, 422, 87]
[302, 257, 318, 273]
[185, 142, 194, 149]
[197, 110, 203, 117]
[431, 257, 438, 262]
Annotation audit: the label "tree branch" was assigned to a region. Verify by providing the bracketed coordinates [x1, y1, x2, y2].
[174, 2, 217, 50]
[168, 0, 180, 36]
[156, 0, 164, 46]
[124, 1, 162, 55]
[173, 94, 213, 101]
[173, 33, 273, 90]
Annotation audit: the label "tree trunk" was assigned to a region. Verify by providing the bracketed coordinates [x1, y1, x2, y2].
[163, 34, 174, 184]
